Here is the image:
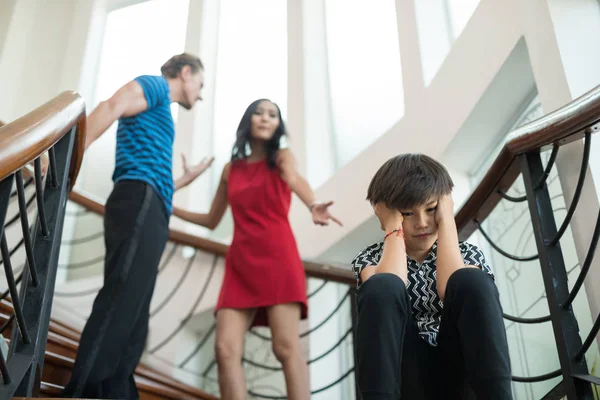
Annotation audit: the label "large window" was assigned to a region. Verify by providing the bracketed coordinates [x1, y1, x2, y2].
[84, 0, 190, 199]
[415, 0, 479, 86]
[325, 0, 404, 169]
[211, 0, 288, 191]
[446, 0, 480, 39]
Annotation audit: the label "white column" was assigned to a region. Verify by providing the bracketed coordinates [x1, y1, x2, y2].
[287, 0, 307, 176]
[299, 0, 336, 188]
[171, 0, 221, 236]
[70, 0, 110, 112]
[395, 0, 426, 112]
[295, 2, 348, 398]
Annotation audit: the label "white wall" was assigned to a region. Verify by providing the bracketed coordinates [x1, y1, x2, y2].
[0, 0, 17, 61]
[0, 0, 97, 122]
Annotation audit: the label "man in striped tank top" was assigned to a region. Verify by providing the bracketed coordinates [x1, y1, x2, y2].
[64, 53, 213, 399]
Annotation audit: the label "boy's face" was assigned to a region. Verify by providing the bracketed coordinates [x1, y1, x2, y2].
[400, 198, 439, 259]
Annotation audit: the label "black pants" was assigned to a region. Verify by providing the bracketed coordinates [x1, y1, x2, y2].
[63, 181, 169, 399]
[356, 268, 513, 400]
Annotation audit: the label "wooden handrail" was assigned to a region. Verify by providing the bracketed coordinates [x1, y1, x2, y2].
[0, 91, 86, 188]
[68, 190, 354, 284]
[68, 191, 229, 256]
[456, 84, 600, 241]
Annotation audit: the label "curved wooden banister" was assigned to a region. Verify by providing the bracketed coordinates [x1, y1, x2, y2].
[0, 91, 86, 188]
[303, 260, 355, 285]
[456, 84, 600, 241]
[68, 190, 355, 284]
[69, 191, 229, 256]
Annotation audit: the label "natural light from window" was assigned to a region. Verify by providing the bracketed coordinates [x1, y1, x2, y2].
[325, 0, 404, 169]
[211, 0, 288, 192]
[88, 0, 189, 199]
[415, 0, 479, 86]
[447, 0, 480, 38]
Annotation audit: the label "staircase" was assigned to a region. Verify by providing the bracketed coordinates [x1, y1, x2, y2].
[0, 94, 354, 399]
[0, 96, 221, 399]
[0, 300, 217, 399]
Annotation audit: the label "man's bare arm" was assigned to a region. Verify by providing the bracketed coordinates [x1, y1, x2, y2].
[85, 81, 149, 150]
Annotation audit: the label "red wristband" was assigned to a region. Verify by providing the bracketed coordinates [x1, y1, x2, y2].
[384, 226, 404, 241]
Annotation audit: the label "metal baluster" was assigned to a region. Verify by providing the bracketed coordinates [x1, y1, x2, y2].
[14, 171, 38, 287]
[34, 159, 49, 237]
[350, 288, 360, 400]
[0, 234, 30, 344]
[521, 151, 593, 399]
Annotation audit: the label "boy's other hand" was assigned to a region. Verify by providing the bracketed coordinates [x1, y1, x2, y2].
[434, 194, 455, 224]
[372, 203, 404, 232]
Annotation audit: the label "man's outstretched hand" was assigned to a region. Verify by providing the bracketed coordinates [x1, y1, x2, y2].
[175, 154, 214, 190]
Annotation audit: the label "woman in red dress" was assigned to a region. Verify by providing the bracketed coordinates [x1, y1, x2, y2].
[173, 99, 341, 399]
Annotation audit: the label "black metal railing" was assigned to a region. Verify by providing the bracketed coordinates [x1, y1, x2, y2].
[0, 92, 85, 398]
[457, 85, 600, 399]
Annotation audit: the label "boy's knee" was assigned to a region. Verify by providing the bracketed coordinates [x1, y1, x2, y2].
[447, 267, 495, 301]
[357, 273, 407, 312]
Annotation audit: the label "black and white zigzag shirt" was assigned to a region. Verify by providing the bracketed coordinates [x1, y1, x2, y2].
[350, 241, 494, 347]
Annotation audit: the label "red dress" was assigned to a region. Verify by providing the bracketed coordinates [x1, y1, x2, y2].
[215, 160, 308, 327]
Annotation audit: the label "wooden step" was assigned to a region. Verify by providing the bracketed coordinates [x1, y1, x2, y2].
[40, 381, 65, 396]
[41, 337, 217, 399]
[40, 377, 201, 400]
[41, 350, 219, 400]
[0, 300, 218, 399]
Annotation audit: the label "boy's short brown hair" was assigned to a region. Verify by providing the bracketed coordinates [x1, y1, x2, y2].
[367, 153, 453, 210]
[160, 53, 204, 78]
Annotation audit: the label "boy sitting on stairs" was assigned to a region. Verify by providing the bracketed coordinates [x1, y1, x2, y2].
[351, 153, 513, 400]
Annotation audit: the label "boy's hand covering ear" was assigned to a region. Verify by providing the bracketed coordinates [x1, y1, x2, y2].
[372, 203, 404, 232]
[434, 194, 455, 224]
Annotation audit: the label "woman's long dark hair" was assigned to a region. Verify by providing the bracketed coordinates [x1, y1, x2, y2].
[230, 99, 287, 169]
